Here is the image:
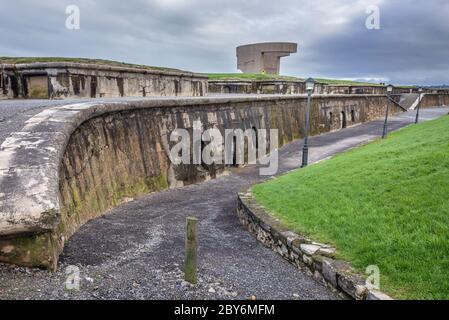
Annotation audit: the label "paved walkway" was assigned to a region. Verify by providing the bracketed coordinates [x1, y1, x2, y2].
[0, 106, 448, 300]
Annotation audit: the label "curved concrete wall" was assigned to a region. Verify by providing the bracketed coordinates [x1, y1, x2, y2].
[0, 95, 400, 269]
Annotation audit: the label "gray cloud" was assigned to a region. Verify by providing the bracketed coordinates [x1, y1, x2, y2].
[0, 0, 448, 85]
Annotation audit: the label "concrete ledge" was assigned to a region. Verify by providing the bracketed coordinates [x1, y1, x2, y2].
[236, 188, 394, 300]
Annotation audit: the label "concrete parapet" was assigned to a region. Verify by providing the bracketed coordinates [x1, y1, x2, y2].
[0, 62, 208, 100]
[208, 80, 392, 95]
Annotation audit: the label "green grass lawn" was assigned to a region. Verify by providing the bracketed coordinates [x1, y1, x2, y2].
[253, 116, 449, 300]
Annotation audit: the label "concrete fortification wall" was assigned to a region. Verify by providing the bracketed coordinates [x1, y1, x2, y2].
[0, 63, 208, 100]
[0, 95, 404, 269]
[420, 93, 449, 108]
[209, 80, 390, 95]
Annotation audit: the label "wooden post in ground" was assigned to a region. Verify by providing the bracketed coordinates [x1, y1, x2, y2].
[185, 217, 198, 284]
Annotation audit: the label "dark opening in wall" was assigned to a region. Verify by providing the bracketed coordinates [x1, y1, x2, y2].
[351, 110, 355, 122]
[0, 73, 8, 96]
[8, 75, 19, 98]
[252, 126, 259, 150]
[80, 76, 86, 90]
[117, 78, 124, 97]
[21, 77, 27, 98]
[72, 75, 81, 95]
[329, 112, 333, 125]
[341, 111, 347, 129]
[232, 136, 238, 167]
[90, 76, 97, 98]
[201, 140, 207, 167]
[0, 74, 7, 95]
[174, 80, 180, 95]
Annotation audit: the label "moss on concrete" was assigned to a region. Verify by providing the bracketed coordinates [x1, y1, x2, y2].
[0, 232, 58, 270]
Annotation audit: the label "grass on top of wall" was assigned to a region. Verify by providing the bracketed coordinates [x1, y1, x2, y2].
[208, 73, 389, 87]
[314, 78, 385, 86]
[207, 73, 302, 81]
[0, 57, 188, 73]
[252, 115, 449, 300]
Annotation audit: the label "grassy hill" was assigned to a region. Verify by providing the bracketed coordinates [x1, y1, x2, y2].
[253, 115, 449, 299]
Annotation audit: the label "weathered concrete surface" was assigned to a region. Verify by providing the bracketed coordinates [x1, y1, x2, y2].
[0, 94, 406, 269]
[420, 93, 449, 108]
[0, 100, 85, 143]
[0, 107, 447, 300]
[398, 93, 421, 110]
[209, 80, 306, 95]
[0, 62, 207, 100]
[209, 80, 389, 95]
[395, 93, 449, 110]
[236, 42, 298, 74]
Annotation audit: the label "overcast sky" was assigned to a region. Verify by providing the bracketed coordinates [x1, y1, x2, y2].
[1, 0, 448, 85]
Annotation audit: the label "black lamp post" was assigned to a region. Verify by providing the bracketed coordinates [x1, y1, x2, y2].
[415, 87, 423, 124]
[301, 78, 315, 168]
[382, 84, 394, 139]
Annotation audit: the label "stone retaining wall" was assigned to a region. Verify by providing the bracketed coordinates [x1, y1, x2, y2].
[237, 189, 393, 300]
[0, 94, 402, 269]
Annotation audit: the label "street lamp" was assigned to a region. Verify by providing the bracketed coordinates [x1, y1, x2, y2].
[301, 77, 315, 167]
[415, 87, 424, 124]
[382, 84, 394, 139]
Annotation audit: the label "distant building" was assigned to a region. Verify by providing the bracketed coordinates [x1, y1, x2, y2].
[236, 42, 298, 74]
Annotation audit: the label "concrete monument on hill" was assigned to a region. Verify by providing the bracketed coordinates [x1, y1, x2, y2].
[236, 42, 298, 74]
